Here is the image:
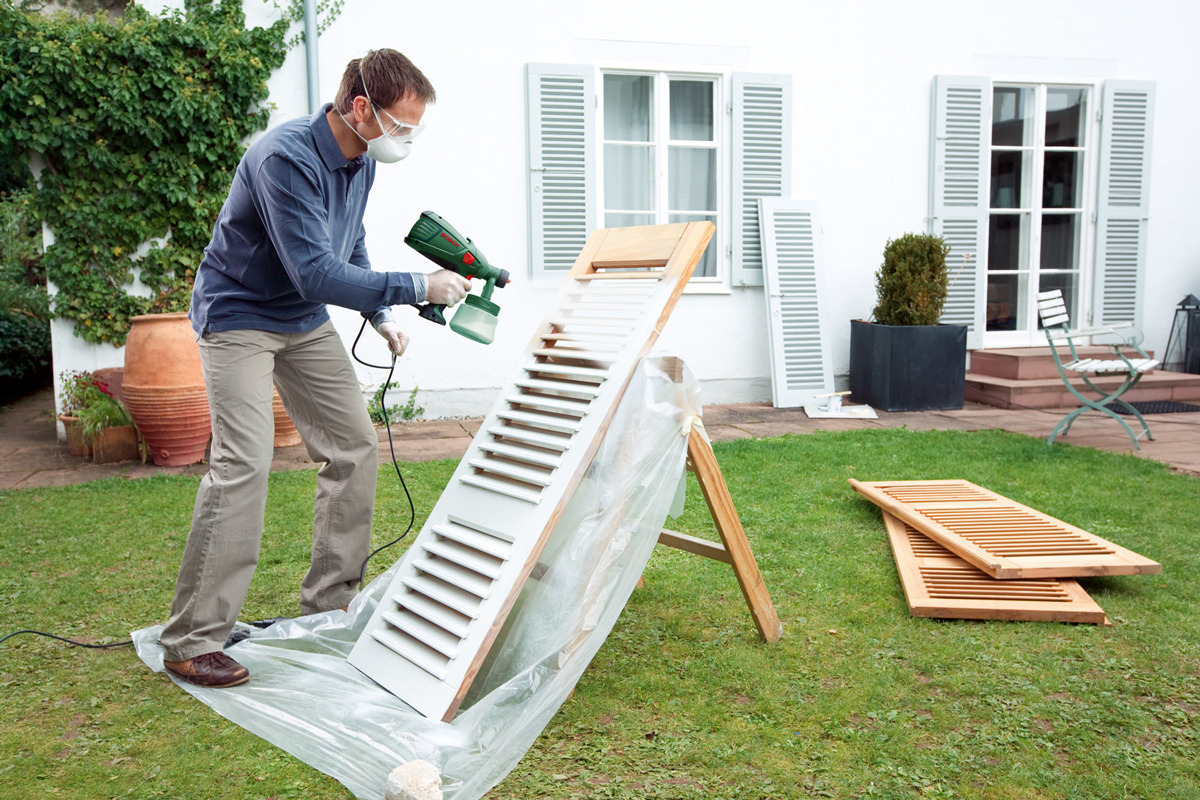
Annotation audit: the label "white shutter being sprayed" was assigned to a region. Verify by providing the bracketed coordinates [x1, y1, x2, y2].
[1094, 81, 1155, 328]
[349, 221, 714, 722]
[759, 198, 833, 408]
[732, 73, 792, 288]
[526, 64, 596, 273]
[929, 75, 990, 349]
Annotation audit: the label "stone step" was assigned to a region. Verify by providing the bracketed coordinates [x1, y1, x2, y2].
[969, 346, 1157, 381]
[965, 368, 1200, 410]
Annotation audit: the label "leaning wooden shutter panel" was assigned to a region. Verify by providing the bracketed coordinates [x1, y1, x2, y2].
[850, 478, 1160, 579]
[1094, 81, 1155, 328]
[350, 221, 714, 721]
[929, 75, 989, 349]
[758, 197, 834, 408]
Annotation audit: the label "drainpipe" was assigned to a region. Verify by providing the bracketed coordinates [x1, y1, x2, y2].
[303, 0, 320, 113]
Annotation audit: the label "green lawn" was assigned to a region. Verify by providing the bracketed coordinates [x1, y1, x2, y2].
[1, 428, 1197, 799]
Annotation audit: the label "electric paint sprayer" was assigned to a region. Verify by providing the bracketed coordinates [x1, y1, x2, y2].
[405, 211, 510, 344]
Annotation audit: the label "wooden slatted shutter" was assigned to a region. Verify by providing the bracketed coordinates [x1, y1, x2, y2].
[350, 222, 714, 721]
[732, 73, 792, 288]
[759, 197, 834, 407]
[929, 75, 990, 349]
[850, 479, 1161, 579]
[882, 512, 1110, 625]
[526, 64, 597, 275]
[1094, 81, 1155, 328]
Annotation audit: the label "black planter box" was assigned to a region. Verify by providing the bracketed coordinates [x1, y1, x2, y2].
[849, 320, 967, 411]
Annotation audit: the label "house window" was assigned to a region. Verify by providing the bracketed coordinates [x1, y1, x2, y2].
[601, 72, 721, 280]
[987, 84, 1092, 335]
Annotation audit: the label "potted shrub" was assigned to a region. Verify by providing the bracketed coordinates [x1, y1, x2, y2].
[849, 233, 967, 411]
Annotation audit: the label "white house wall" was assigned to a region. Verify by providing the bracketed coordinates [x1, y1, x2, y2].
[85, 0, 1200, 418]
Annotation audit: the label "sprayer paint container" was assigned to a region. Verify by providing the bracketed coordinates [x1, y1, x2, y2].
[450, 295, 501, 345]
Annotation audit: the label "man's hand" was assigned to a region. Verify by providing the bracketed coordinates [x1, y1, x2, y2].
[376, 321, 410, 356]
[426, 270, 472, 306]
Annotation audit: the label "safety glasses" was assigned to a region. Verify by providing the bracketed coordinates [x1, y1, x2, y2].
[376, 105, 425, 140]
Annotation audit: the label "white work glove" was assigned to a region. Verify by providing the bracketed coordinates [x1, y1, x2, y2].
[376, 320, 410, 356]
[425, 269, 472, 306]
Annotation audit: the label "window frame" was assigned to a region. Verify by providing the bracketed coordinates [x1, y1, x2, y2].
[984, 77, 1102, 348]
[598, 63, 732, 293]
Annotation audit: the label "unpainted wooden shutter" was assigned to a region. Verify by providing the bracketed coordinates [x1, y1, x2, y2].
[732, 73, 792, 288]
[1094, 81, 1155, 328]
[350, 222, 714, 721]
[881, 512, 1110, 625]
[929, 75, 989, 348]
[526, 64, 597, 274]
[849, 478, 1161, 579]
[758, 197, 833, 407]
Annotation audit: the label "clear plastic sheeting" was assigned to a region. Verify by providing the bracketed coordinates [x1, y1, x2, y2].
[133, 355, 701, 800]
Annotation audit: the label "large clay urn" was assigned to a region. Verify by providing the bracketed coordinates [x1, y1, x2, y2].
[272, 389, 303, 447]
[122, 313, 212, 466]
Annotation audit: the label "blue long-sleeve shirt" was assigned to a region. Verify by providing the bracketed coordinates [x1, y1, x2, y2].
[189, 104, 422, 337]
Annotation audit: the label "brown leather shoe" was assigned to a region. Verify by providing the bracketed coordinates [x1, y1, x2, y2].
[163, 651, 250, 688]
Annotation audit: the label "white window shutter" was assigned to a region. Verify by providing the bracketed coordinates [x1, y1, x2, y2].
[732, 73, 792, 288]
[526, 64, 596, 275]
[1094, 81, 1155, 328]
[759, 197, 834, 408]
[929, 75, 990, 349]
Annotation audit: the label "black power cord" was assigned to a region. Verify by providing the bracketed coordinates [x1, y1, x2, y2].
[0, 629, 132, 648]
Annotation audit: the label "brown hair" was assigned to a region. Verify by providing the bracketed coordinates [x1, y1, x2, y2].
[333, 49, 436, 114]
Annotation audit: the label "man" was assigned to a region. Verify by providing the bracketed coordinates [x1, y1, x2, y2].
[159, 49, 470, 689]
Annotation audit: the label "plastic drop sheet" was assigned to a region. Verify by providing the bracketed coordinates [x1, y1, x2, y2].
[133, 355, 701, 800]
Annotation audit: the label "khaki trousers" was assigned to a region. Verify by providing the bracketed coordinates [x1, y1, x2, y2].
[160, 321, 378, 661]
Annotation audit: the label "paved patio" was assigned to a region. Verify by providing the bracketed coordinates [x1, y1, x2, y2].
[2, 387, 1197, 491]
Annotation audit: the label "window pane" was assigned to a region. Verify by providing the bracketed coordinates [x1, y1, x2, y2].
[670, 213, 717, 277]
[668, 147, 716, 211]
[991, 150, 1030, 209]
[1040, 214, 1080, 271]
[986, 274, 1025, 331]
[605, 212, 655, 228]
[992, 87, 1032, 147]
[988, 214, 1025, 272]
[604, 144, 654, 210]
[1046, 88, 1086, 147]
[669, 80, 713, 141]
[603, 74, 651, 141]
[1043, 151, 1082, 208]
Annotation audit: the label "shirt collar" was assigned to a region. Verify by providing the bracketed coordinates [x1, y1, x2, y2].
[312, 103, 365, 172]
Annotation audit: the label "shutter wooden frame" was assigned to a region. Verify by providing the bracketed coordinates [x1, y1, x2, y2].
[758, 197, 834, 407]
[1094, 80, 1155, 328]
[882, 512, 1110, 626]
[850, 478, 1161, 579]
[732, 73, 792, 288]
[350, 222, 714, 721]
[929, 75, 990, 349]
[526, 63, 597, 277]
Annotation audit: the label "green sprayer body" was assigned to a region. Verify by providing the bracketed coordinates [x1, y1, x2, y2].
[404, 211, 510, 344]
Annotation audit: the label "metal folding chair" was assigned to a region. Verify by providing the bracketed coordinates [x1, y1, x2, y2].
[1036, 290, 1159, 450]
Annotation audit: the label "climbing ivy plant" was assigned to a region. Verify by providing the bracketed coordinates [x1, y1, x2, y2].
[0, 0, 290, 345]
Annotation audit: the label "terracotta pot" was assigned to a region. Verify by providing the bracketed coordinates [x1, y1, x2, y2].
[122, 313, 211, 466]
[58, 414, 90, 458]
[91, 425, 141, 464]
[272, 389, 303, 447]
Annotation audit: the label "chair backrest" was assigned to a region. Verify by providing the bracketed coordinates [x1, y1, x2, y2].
[1036, 290, 1071, 330]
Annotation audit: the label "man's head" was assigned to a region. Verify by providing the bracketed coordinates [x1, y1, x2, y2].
[334, 49, 436, 116]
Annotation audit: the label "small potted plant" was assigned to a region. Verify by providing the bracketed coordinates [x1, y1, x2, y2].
[849, 233, 967, 411]
[57, 370, 93, 457]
